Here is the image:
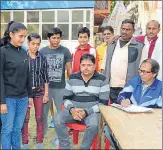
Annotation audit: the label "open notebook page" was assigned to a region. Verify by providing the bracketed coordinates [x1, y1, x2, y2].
[110, 103, 153, 113]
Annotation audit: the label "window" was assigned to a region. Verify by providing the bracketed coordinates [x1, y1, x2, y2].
[27, 24, 39, 34]
[1, 12, 10, 23]
[1, 8, 93, 47]
[42, 11, 55, 22]
[58, 11, 69, 22]
[72, 10, 83, 22]
[57, 24, 69, 40]
[1, 24, 7, 38]
[13, 11, 24, 22]
[27, 11, 39, 35]
[1, 12, 10, 38]
[86, 24, 90, 30]
[86, 10, 90, 22]
[42, 24, 54, 40]
[72, 24, 83, 40]
[57, 10, 69, 40]
[27, 11, 39, 22]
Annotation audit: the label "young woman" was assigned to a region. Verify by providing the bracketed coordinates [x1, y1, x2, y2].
[0, 22, 33, 149]
[0, 20, 15, 147]
[22, 33, 49, 149]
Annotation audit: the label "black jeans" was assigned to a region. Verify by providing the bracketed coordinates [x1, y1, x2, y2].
[110, 87, 123, 104]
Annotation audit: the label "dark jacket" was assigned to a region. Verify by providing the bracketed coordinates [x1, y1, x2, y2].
[0, 43, 32, 104]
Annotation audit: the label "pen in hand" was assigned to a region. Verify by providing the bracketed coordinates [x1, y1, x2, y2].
[121, 99, 131, 107]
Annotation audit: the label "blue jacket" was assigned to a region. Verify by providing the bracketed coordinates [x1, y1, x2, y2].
[117, 76, 162, 108]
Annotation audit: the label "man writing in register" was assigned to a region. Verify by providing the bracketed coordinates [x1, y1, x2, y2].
[117, 59, 162, 108]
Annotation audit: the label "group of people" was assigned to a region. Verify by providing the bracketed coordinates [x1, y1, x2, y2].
[0, 18, 162, 150]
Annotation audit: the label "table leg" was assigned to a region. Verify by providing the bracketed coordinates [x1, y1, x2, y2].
[97, 113, 104, 149]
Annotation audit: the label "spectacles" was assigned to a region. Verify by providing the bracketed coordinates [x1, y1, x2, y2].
[138, 68, 152, 75]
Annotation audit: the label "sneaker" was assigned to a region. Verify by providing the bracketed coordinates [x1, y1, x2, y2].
[48, 117, 55, 128]
[52, 137, 71, 148]
[22, 144, 28, 149]
[37, 143, 44, 150]
[52, 138, 59, 148]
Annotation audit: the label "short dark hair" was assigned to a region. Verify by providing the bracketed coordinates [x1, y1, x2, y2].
[141, 59, 160, 76]
[78, 27, 90, 38]
[47, 27, 62, 38]
[102, 26, 114, 34]
[122, 19, 135, 30]
[80, 54, 95, 64]
[27, 33, 41, 42]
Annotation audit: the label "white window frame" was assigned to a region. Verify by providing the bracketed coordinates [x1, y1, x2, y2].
[1, 8, 94, 49]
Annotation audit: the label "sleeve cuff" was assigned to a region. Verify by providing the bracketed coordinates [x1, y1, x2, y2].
[84, 109, 88, 117]
[85, 108, 94, 115]
[117, 97, 123, 104]
[67, 104, 75, 112]
[69, 107, 75, 114]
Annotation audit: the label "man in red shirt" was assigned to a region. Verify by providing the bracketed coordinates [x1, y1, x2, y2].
[72, 27, 98, 73]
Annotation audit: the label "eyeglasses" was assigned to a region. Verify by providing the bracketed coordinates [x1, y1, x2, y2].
[138, 68, 152, 75]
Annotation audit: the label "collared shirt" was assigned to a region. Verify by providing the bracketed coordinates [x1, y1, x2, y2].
[141, 84, 149, 96]
[28, 51, 49, 87]
[142, 36, 151, 59]
[110, 39, 131, 87]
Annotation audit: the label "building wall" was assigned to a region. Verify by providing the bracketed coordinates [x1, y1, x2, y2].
[1, 1, 95, 9]
[1, 1, 95, 52]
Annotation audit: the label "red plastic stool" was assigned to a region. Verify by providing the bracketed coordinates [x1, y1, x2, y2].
[66, 123, 99, 149]
[105, 138, 110, 149]
[59, 105, 110, 149]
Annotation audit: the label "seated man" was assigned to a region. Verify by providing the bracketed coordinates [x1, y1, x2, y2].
[104, 59, 162, 149]
[54, 54, 110, 149]
[117, 58, 162, 108]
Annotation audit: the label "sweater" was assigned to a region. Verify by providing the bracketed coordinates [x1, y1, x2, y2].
[63, 71, 110, 115]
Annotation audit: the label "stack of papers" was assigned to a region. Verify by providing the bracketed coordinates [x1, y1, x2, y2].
[110, 103, 153, 113]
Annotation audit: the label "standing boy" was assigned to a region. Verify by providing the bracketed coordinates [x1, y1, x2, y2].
[72, 27, 98, 73]
[40, 27, 72, 136]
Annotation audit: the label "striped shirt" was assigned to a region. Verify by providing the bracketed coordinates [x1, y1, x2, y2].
[28, 51, 49, 87]
[63, 71, 110, 115]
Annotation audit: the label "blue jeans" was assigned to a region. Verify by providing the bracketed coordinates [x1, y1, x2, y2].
[1, 97, 28, 150]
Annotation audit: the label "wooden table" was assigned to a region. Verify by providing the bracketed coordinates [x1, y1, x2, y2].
[98, 105, 162, 149]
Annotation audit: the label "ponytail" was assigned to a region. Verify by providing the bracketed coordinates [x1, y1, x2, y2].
[0, 21, 15, 47]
